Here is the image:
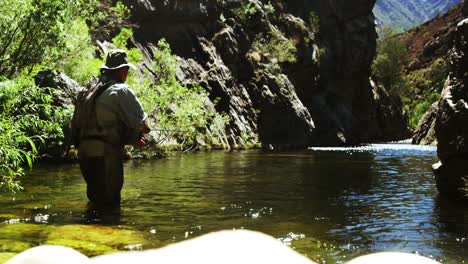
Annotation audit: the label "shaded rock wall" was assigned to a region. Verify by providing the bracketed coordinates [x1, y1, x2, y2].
[412, 102, 438, 146]
[121, 0, 409, 148]
[432, 7, 468, 200]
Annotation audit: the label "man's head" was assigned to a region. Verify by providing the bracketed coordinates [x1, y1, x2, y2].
[100, 49, 135, 82]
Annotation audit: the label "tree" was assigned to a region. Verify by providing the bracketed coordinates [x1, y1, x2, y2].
[0, 0, 99, 78]
[372, 28, 409, 92]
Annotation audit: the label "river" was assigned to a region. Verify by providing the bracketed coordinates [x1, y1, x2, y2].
[0, 144, 466, 263]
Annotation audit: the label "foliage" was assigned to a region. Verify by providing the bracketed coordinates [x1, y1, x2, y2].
[84, 0, 129, 32]
[128, 39, 230, 148]
[110, 1, 130, 23]
[251, 26, 297, 64]
[232, 0, 274, 23]
[404, 91, 440, 129]
[0, 76, 71, 192]
[308, 11, 320, 34]
[0, 0, 95, 78]
[243, 1, 259, 17]
[0, 118, 36, 192]
[0, 0, 128, 192]
[372, 28, 409, 92]
[112, 28, 143, 65]
[0, 76, 72, 152]
[52, 19, 103, 85]
[264, 1, 275, 17]
[403, 59, 447, 129]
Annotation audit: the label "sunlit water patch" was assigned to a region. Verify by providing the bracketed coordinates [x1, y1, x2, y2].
[309, 143, 436, 156]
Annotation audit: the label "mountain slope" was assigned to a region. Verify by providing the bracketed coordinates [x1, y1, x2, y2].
[396, 2, 465, 144]
[374, 0, 462, 31]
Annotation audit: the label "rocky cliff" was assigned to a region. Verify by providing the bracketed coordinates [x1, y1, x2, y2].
[431, 1, 468, 200]
[397, 2, 465, 145]
[119, 0, 409, 148]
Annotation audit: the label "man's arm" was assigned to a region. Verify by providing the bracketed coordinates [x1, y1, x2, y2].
[141, 118, 151, 134]
[117, 85, 151, 145]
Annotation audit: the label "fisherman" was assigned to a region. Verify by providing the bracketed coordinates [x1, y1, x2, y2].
[71, 49, 150, 207]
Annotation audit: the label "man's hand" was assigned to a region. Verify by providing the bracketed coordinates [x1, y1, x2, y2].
[137, 133, 146, 147]
[141, 119, 151, 134]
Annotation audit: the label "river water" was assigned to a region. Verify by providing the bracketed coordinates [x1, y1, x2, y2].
[0, 144, 466, 263]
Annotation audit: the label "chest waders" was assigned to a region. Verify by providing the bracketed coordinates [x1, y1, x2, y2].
[72, 80, 124, 206]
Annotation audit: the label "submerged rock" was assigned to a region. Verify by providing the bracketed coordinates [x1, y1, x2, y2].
[46, 224, 149, 255]
[0, 253, 16, 263]
[0, 240, 31, 253]
[432, 14, 468, 200]
[0, 223, 48, 242]
[45, 239, 116, 256]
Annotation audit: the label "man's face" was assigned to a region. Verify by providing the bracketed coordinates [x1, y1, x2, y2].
[121, 67, 129, 82]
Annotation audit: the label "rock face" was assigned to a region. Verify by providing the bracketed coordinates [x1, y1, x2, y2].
[402, 2, 465, 145]
[432, 12, 468, 200]
[35, 69, 82, 106]
[122, 0, 409, 147]
[412, 102, 438, 146]
[34, 70, 82, 158]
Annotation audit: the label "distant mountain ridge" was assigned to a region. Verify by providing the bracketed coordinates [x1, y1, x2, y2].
[374, 0, 462, 31]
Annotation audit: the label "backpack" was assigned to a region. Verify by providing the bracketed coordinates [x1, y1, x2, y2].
[68, 78, 116, 150]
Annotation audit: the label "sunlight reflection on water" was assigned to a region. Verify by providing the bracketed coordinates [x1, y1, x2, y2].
[309, 143, 436, 156]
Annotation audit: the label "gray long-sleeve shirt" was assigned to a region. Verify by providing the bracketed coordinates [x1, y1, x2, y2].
[79, 82, 147, 156]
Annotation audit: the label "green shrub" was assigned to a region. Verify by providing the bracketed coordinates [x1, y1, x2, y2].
[403, 59, 447, 129]
[308, 11, 320, 34]
[0, 76, 72, 192]
[372, 28, 409, 92]
[0, 76, 72, 151]
[112, 28, 143, 66]
[251, 27, 297, 64]
[232, 0, 274, 24]
[0, 0, 97, 78]
[0, 0, 124, 192]
[0, 118, 37, 192]
[429, 58, 448, 91]
[127, 39, 230, 148]
[51, 19, 103, 85]
[110, 1, 130, 23]
[406, 91, 440, 129]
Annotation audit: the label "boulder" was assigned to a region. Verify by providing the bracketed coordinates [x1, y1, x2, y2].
[34, 69, 82, 106]
[33, 69, 83, 159]
[372, 80, 412, 141]
[412, 102, 438, 146]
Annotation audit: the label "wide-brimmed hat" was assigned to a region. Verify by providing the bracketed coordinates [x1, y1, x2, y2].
[100, 49, 136, 71]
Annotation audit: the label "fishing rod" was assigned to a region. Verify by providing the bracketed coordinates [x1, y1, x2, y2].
[151, 128, 187, 133]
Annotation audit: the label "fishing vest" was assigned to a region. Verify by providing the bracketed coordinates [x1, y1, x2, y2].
[71, 79, 129, 148]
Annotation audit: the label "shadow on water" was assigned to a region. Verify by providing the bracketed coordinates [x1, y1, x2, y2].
[433, 196, 468, 263]
[81, 202, 122, 225]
